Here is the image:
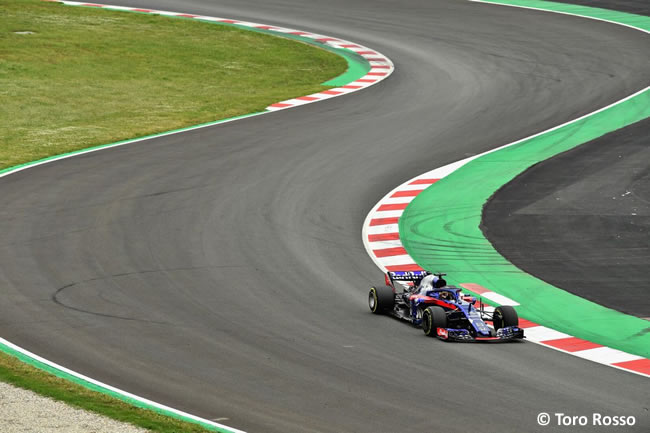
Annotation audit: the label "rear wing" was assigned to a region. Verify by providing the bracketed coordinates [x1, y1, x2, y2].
[387, 270, 429, 286]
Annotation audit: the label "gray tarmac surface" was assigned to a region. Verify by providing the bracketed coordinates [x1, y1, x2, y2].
[1, 1, 649, 432]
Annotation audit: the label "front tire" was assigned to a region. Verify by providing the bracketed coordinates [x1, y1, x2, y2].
[493, 305, 518, 330]
[368, 285, 394, 314]
[422, 306, 447, 337]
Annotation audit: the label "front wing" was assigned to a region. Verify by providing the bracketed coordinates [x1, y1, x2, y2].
[436, 326, 524, 342]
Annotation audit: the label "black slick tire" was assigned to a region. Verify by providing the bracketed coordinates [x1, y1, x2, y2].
[422, 306, 447, 337]
[493, 305, 519, 330]
[368, 285, 394, 314]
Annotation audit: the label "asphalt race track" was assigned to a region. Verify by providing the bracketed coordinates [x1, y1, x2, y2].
[1, 0, 649, 432]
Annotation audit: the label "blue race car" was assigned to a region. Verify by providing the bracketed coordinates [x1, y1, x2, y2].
[368, 271, 524, 342]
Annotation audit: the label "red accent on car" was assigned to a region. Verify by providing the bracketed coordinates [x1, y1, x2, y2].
[411, 296, 458, 311]
[431, 298, 458, 310]
[437, 328, 448, 339]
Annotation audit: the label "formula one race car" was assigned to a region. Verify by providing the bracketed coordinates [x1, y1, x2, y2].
[368, 271, 524, 342]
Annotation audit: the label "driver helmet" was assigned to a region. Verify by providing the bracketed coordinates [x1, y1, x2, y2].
[419, 274, 438, 291]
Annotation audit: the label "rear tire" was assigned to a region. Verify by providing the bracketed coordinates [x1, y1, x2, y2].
[422, 306, 447, 337]
[493, 305, 518, 330]
[368, 285, 394, 314]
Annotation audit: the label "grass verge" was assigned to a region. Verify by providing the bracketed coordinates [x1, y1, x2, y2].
[0, 0, 346, 170]
[0, 351, 219, 432]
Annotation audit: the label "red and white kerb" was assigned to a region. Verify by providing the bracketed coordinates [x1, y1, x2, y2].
[362, 160, 650, 378]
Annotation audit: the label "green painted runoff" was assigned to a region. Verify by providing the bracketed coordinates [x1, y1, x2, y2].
[400, 0, 650, 358]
